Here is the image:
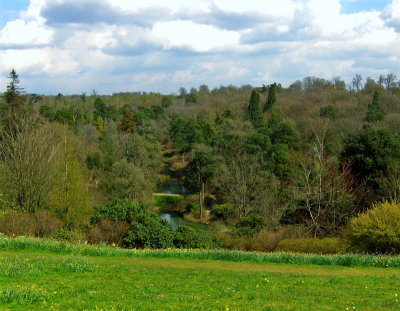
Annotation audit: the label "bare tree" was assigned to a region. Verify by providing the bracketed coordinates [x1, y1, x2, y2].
[385, 73, 397, 89]
[352, 74, 363, 91]
[216, 152, 281, 225]
[0, 117, 58, 212]
[293, 124, 361, 236]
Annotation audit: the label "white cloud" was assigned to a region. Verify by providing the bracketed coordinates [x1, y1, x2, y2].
[0, 0, 399, 94]
[0, 19, 53, 46]
[152, 20, 239, 52]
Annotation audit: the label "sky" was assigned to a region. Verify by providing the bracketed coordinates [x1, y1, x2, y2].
[0, 0, 399, 95]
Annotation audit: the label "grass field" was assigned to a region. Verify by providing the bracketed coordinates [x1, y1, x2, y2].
[0, 237, 399, 310]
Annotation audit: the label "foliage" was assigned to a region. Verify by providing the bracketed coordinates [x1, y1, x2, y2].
[234, 215, 266, 237]
[119, 107, 135, 133]
[320, 105, 337, 119]
[92, 200, 175, 249]
[247, 90, 265, 128]
[341, 126, 399, 187]
[347, 201, 400, 254]
[365, 90, 384, 122]
[276, 238, 345, 254]
[50, 229, 86, 243]
[210, 203, 235, 221]
[263, 82, 277, 112]
[173, 226, 220, 249]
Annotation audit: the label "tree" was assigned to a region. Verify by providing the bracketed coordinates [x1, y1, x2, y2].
[385, 73, 397, 89]
[263, 83, 277, 112]
[365, 90, 384, 122]
[119, 107, 135, 133]
[352, 74, 363, 91]
[186, 150, 216, 219]
[292, 126, 358, 236]
[341, 125, 399, 204]
[216, 152, 280, 223]
[96, 116, 104, 134]
[247, 90, 265, 128]
[0, 118, 58, 212]
[49, 126, 92, 228]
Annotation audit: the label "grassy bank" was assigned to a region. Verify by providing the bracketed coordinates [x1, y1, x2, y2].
[1, 236, 400, 268]
[0, 245, 400, 310]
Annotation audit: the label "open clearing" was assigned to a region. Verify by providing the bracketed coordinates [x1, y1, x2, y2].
[0, 249, 399, 311]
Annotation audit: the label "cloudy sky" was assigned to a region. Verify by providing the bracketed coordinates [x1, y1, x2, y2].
[0, 0, 399, 94]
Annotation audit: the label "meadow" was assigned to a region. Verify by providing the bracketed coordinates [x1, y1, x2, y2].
[0, 237, 399, 310]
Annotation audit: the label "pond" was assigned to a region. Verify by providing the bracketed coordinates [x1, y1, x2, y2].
[156, 179, 188, 195]
[160, 213, 207, 230]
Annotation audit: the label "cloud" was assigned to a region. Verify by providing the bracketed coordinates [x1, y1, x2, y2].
[382, 0, 400, 31]
[0, 0, 399, 94]
[152, 20, 240, 52]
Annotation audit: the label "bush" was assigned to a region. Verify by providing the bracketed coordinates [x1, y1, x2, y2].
[320, 105, 337, 120]
[86, 218, 130, 246]
[0, 210, 63, 237]
[174, 226, 220, 249]
[153, 195, 184, 212]
[346, 201, 400, 254]
[234, 215, 266, 237]
[125, 216, 175, 249]
[251, 226, 308, 252]
[276, 238, 345, 254]
[94, 200, 175, 249]
[51, 229, 86, 243]
[210, 203, 235, 221]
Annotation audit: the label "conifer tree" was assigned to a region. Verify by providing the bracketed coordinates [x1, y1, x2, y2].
[365, 90, 384, 122]
[247, 90, 265, 128]
[263, 83, 277, 112]
[119, 107, 135, 133]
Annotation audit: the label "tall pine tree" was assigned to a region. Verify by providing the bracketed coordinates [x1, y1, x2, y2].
[247, 90, 265, 128]
[263, 83, 277, 112]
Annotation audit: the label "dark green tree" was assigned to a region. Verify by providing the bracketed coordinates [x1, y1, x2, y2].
[263, 83, 277, 112]
[186, 151, 216, 219]
[247, 90, 265, 128]
[365, 90, 384, 122]
[341, 126, 399, 203]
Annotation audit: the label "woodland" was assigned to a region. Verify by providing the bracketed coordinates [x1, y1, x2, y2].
[1, 70, 400, 254]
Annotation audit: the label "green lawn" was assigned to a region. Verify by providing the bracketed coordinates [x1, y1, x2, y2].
[0, 248, 399, 310]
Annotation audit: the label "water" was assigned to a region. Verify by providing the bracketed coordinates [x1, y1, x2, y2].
[156, 179, 188, 195]
[160, 213, 207, 230]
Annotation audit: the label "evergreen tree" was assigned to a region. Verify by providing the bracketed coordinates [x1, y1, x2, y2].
[365, 90, 384, 122]
[119, 107, 135, 133]
[247, 90, 265, 128]
[96, 116, 104, 134]
[263, 83, 277, 112]
[186, 151, 216, 219]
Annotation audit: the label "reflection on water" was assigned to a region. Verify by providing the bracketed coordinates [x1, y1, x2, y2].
[160, 213, 205, 230]
[156, 179, 187, 195]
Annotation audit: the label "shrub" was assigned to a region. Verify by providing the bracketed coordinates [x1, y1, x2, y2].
[251, 226, 308, 252]
[174, 226, 220, 249]
[0, 211, 35, 236]
[234, 215, 266, 237]
[276, 238, 345, 254]
[0, 210, 63, 238]
[93, 200, 176, 249]
[320, 105, 337, 120]
[51, 229, 86, 243]
[125, 216, 175, 249]
[346, 201, 400, 254]
[153, 195, 184, 212]
[86, 218, 130, 246]
[210, 203, 235, 221]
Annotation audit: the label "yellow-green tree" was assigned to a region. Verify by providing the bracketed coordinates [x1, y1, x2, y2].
[49, 126, 92, 228]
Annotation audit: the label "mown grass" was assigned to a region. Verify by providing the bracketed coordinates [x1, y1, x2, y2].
[0, 250, 399, 310]
[1, 236, 400, 268]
